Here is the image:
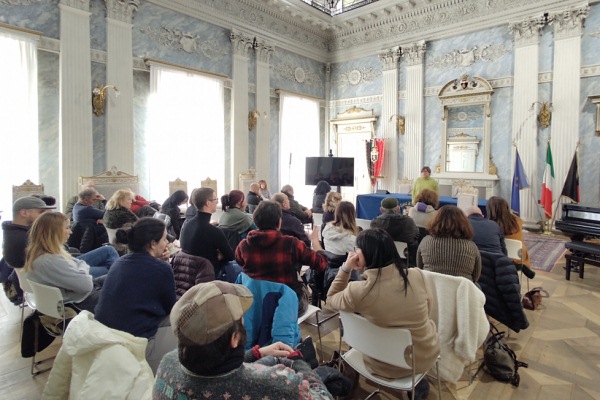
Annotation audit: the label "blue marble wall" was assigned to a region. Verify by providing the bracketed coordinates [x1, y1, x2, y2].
[90, 0, 106, 52]
[270, 47, 325, 99]
[489, 86, 513, 199]
[133, 70, 150, 197]
[38, 50, 60, 199]
[270, 97, 280, 189]
[91, 62, 106, 174]
[0, 1, 59, 38]
[331, 54, 382, 100]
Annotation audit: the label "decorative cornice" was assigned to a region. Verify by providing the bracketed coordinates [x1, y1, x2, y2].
[105, 0, 139, 24]
[59, 0, 89, 12]
[549, 4, 589, 40]
[330, 95, 383, 108]
[0, 0, 40, 4]
[230, 29, 254, 57]
[402, 41, 426, 66]
[379, 47, 401, 70]
[508, 16, 545, 46]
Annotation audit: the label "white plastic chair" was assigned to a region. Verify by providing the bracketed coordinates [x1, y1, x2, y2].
[339, 311, 441, 400]
[505, 238, 529, 291]
[312, 213, 323, 227]
[15, 268, 36, 328]
[105, 227, 127, 253]
[27, 280, 71, 375]
[394, 241, 408, 259]
[355, 218, 372, 231]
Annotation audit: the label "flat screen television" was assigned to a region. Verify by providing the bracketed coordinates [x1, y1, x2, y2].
[305, 157, 355, 187]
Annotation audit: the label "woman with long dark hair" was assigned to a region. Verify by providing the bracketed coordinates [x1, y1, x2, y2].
[311, 180, 331, 214]
[327, 228, 439, 391]
[486, 196, 534, 279]
[417, 205, 481, 282]
[161, 190, 188, 239]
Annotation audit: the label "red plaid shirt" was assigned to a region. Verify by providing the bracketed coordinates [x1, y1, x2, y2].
[235, 230, 327, 294]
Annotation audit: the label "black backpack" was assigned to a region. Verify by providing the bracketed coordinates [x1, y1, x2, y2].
[483, 325, 528, 387]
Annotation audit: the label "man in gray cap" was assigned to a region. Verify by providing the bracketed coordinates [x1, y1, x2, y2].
[153, 281, 333, 400]
[370, 197, 419, 266]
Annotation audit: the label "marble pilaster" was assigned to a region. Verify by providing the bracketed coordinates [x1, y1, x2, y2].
[254, 38, 273, 182]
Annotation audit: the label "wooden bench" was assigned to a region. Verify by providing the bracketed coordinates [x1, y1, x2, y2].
[564, 241, 600, 280]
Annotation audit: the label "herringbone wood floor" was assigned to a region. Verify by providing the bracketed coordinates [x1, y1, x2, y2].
[1, 246, 599, 399]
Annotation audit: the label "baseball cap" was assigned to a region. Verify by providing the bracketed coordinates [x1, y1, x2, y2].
[381, 197, 399, 210]
[170, 281, 254, 346]
[13, 196, 57, 212]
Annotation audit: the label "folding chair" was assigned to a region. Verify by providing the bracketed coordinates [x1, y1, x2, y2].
[394, 241, 408, 260]
[339, 311, 441, 400]
[15, 268, 36, 327]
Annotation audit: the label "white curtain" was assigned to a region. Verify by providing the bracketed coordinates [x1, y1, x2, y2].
[0, 30, 38, 214]
[147, 64, 225, 203]
[279, 92, 320, 206]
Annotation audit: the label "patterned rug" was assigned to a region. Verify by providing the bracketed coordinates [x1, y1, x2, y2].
[523, 235, 568, 272]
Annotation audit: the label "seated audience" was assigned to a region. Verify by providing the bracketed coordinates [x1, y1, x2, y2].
[321, 191, 342, 226]
[465, 206, 507, 255]
[272, 192, 310, 247]
[103, 189, 138, 229]
[417, 205, 481, 282]
[258, 179, 271, 200]
[130, 194, 160, 217]
[311, 180, 331, 214]
[64, 180, 105, 221]
[370, 197, 419, 266]
[179, 188, 235, 278]
[72, 188, 105, 225]
[95, 217, 177, 371]
[486, 196, 535, 279]
[281, 184, 313, 224]
[220, 190, 256, 238]
[408, 188, 439, 229]
[24, 212, 114, 311]
[235, 201, 327, 315]
[153, 281, 332, 400]
[327, 228, 439, 398]
[246, 183, 262, 214]
[321, 201, 359, 255]
[185, 188, 199, 219]
[161, 190, 188, 239]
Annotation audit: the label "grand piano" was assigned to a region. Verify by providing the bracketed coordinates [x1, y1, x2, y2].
[555, 204, 600, 280]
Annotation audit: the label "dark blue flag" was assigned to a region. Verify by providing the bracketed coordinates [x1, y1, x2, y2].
[511, 149, 529, 215]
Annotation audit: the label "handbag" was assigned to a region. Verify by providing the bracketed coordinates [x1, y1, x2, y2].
[483, 325, 528, 387]
[522, 286, 549, 310]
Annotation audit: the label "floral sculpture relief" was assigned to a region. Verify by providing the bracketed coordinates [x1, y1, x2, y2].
[139, 26, 227, 61]
[428, 43, 509, 70]
[332, 67, 381, 87]
[272, 63, 321, 86]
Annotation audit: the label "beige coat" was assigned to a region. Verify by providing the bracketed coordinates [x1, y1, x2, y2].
[327, 265, 440, 379]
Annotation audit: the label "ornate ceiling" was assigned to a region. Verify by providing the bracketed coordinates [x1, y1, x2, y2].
[149, 0, 589, 62]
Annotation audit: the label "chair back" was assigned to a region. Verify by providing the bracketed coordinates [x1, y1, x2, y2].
[394, 241, 408, 259]
[312, 213, 323, 227]
[505, 238, 523, 261]
[13, 180, 44, 204]
[397, 178, 413, 194]
[27, 280, 65, 319]
[105, 227, 127, 253]
[15, 268, 33, 293]
[355, 218, 372, 230]
[79, 166, 139, 199]
[340, 311, 413, 370]
[169, 178, 188, 196]
[201, 177, 218, 196]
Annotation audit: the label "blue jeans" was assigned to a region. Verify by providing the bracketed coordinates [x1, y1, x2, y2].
[77, 246, 119, 278]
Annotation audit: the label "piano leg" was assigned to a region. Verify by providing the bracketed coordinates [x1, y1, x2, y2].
[566, 256, 572, 281]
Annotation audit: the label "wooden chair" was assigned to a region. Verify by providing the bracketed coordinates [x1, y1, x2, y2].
[169, 178, 188, 196]
[201, 177, 218, 196]
[454, 180, 478, 212]
[79, 166, 139, 199]
[397, 178, 413, 194]
[12, 180, 44, 203]
[339, 311, 441, 400]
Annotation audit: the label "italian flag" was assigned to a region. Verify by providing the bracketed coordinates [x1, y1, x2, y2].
[541, 142, 554, 219]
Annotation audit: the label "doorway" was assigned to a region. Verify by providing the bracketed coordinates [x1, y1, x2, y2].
[337, 132, 372, 204]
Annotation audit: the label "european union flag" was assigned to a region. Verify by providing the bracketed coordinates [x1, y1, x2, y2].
[511, 149, 529, 215]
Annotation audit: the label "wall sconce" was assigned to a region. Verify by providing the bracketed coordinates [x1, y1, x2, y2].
[92, 84, 120, 116]
[530, 101, 553, 129]
[248, 110, 267, 131]
[389, 114, 406, 135]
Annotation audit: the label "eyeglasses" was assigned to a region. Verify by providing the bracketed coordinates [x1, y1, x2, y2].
[210, 198, 219, 202]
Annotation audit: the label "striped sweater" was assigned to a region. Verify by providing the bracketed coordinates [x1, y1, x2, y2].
[416, 236, 481, 282]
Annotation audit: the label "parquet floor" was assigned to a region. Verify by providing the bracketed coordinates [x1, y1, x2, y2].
[1, 248, 599, 399]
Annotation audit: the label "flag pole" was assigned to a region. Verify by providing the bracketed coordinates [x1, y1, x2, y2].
[512, 141, 545, 225]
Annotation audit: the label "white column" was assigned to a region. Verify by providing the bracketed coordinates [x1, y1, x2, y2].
[105, 0, 138, 173]
[254, 39, 273, 182]
[402, 41, 426, 183]
[508, 17, 544, 226]
[377, 47, 401, 192]
[324, 63, 331, 155]
[550, 6, 588, 219]
[58, 0, 92, 209]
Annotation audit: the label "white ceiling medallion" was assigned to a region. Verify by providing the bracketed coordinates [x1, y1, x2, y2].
[294, 67, 306, 83]
[347, 69, 362, 85]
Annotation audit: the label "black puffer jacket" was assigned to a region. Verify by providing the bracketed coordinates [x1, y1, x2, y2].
[478, 251, 529, 332]
[170, 251, 215, 298]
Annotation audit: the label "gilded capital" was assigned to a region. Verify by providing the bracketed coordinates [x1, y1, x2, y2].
[401, 41, 426, 66]
[550, 5, 589, 39]
[230, 30, 254, 58]
[508, 17, 544, 47]
[105, 0, 140, 24]
[378, 47, 401, 70]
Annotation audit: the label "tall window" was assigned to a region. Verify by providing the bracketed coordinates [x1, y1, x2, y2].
[147, 64, 225, 203]
[0, 30, 38, 214]
[279, 93, 320, 206]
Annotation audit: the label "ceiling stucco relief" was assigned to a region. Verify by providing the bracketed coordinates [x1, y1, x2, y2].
[0, 0, 40, 4]
[272, 63, 321, 85]
[427, 43, 510, 70]
[332, 67, 382, 87]
[139, 26, 227, 60]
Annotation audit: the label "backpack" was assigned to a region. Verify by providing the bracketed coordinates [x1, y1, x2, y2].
[483, 325, 528, 387]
